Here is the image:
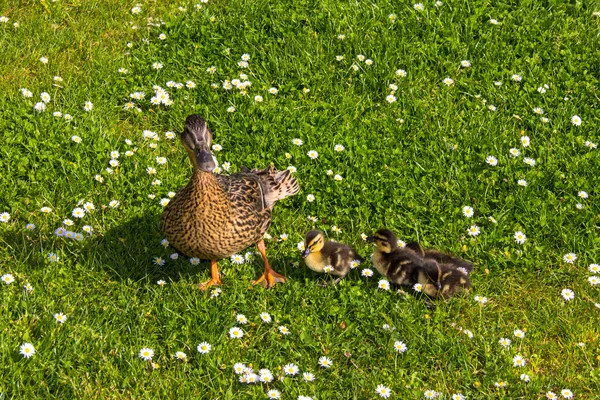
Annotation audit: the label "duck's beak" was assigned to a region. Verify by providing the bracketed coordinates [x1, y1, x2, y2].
[195, 147, 216, 172]
[365, 236, 375, 243]
[302, 248, 310, 258]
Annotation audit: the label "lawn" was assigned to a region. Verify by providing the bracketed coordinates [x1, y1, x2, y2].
[0, 0, 599, 398]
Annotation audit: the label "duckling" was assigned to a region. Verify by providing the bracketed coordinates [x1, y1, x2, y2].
[302, 230, 363, 284]
[367, 229, 471, 298]
[161, 115, 299, 289]
[404, 242, 474, 275]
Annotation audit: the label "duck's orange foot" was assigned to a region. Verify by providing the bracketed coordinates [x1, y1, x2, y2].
[198, 260, 221, 290]
[252, 269, 287, 289]
[198, 277, 222, 291]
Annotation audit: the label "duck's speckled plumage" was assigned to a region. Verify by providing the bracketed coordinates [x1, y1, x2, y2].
[161, 169, 277, 259]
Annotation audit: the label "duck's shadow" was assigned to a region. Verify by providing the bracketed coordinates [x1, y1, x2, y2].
[88, 213, 304, 285]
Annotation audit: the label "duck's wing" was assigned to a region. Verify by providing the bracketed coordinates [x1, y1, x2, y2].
[235, 165, 299, 209]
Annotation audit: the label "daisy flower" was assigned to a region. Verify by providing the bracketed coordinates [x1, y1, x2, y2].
[236, 314, 248, 324]
[47, 253, 59, 262]
[520, 373, 530, 382]
[571, 115, 582, 126]
[561, 288, 575, 301]
[467, 225, 480, 237]
[306, 194, 315, 202]
[307, 150, 319, 159]
[514, 329, 525, 339]
[460, 60, 471, 68]
[517, 179, 528, 187]
[413, 283, 423, 292]
[2, 273, 15, 284]
[514, 231, 526, 244]
[375, 385, 392, 398]
[443, 77, 454, 86]
[589, 264, 600, 273]
[414, 3, 424, 11]
[268, 87, 278, 95]
[563, 253, 577, 264]
[25, 223, 36, 231]
[303, 372, 316, 382]
[197, 342, 211, 354]
[20, 343, 35, 358]
[279, 325, 290, 335]
[499, 338, 511, 348]
[72, 207, 85, 218]
[462, 206, 474, 217]
[424, 390, 439, 399]
[546, 392, 558, 399]
[361, 268, 374, 277]
[509, 148, 521, 157]
[378, 279, 390, 290]
[156, 280, 166, 286]
[318, 356, 333, 368]
[474, 295, 488, 304]
[267, 390, 281, 399]
[486, 156, 498, 166]
[523, 157, 536, 166]
[283, 363, 299, 375]
[451, 394, 465, 400]
[561, 389, 573, 399]
[578, 191, 588, 199]
[394, 341, 407, 353]
[521, 136, 530, 147]
[83, 101, 93, 111]
[512, 74, 522, 82]
[386, 94, 397, 103]
[260, 312, 272, 323]
[153, 257, 165, 266]
[229, 327, 244, 339]
[512, 355, 526, 367]
[231, 254, 245, 264]
[139, 348, 154, 361]
[0, 212, 10, 223]
[51, 311, 68, 323]
[396, 69, 407, 77]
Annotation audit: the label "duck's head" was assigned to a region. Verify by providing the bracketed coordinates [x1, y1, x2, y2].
[366, 228, 398, 254]
[181, 115, 216, 172]
[302, 230, 325, 258]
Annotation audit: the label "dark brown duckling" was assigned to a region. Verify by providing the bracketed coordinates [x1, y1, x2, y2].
[367, 228, 471, 298]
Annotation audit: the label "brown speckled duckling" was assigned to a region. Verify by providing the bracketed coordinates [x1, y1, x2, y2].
[161, 115, 299, 289]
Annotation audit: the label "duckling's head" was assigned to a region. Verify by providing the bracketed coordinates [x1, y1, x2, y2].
[181, 115, 216, 172]
[302, 230, 325, 258]
[366, 229, 398, 253]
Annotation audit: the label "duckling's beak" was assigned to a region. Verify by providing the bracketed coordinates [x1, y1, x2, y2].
[365, 236, 375, 243]
[302, 248, 310, 258]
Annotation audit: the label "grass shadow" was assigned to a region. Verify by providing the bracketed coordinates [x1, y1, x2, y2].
[87, 212, 306, 287]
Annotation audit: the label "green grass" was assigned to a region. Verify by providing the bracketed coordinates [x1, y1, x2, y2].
[1, 0, 599, 398]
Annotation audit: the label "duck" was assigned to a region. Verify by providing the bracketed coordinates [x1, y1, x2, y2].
[367, 228, 471, 298]
[302, 230, 363, 284]
[161, 115, 299, 289]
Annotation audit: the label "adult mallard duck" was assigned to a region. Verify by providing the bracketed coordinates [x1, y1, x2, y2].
[161, 115, 299, 289]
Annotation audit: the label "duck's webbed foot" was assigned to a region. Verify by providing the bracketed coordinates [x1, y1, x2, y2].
[198, 260, 222, 290]
[251, 239, 287, 289]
